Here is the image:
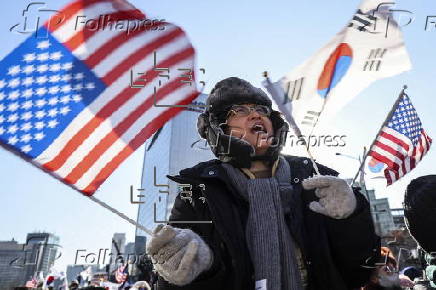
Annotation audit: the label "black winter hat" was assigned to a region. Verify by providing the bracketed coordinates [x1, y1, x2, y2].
[197, 77, 289, 168]
[404, 175, 436, 253]
[206, 77, 272, 119]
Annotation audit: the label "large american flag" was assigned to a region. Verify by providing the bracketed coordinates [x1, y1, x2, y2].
[0, 0, 199, 194]
[368, 93, 432, 185]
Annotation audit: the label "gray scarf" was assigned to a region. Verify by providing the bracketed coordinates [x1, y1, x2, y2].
[222, 156, 303, 290]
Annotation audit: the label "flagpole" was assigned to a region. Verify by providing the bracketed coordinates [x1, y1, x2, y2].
[349, 85, 408, 186]
[262, 71, 321, 175]
[87, 195, 154, 235]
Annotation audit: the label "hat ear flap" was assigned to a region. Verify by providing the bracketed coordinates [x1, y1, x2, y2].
[197, 112, 209, 139]
[270, 111, 289, 141]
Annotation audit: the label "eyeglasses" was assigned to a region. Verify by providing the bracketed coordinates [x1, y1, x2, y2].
[227, 105, 271, 118]
[379, 264, 397, 274]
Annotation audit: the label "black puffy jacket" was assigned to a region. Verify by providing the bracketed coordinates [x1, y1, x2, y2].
[156, 155, 381, 290]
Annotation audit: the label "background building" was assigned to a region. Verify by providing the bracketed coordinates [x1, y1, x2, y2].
[109, 233, 126, 274]
[391, 208, 406, 229]
[125, 242, 135, 258]
[136, 94, 214, 239]
[0, 239, 27, 290]
[24, 232, 61, 280]
[370, 197, 396, 237]
[134, 236, 146, 256]
[0, 232, 60, 290]
[350, 180, 396, 237]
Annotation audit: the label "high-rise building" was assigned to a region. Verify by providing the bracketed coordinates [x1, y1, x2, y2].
[136, 94, 214, 238]
[134, 236, 146, 255]
[0, 232, 60, 290]
[24, 232, 60, 280]
[124, 242, 135, 260]
[109, 233, 126, 273]
[347, 180, 396, 237]
[391, 208, 406, 229]
[371, 196, 396, 237]
[0, 239, 27, 290]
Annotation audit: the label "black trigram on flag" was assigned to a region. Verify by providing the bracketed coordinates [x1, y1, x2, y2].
[301, 110, 321, 127]
[283, 77, 304, 104]
[363, 48, 387, 71]
[348, 9, 377, 32]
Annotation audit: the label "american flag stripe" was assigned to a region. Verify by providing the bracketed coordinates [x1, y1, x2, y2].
[370, 135, 423, 181]
[371, 130, 414, 173]
[372, 141, 405, 167]
[62, 71, 192, 184]
[368, 93, 432, 185]
[414, 135, 428, 163]
[0, 0, 199, 194]
[421, 131, 431, 154]
[369, 149, 399, 171]
[372, 142, 408, 178]
[386, 171, 393, 185]
[74, 29, 127, 60]
[43, 53, 193, 183]
[101, 28, 186, 84]
[42, 44, 193, 172]
[49, 5, 122, 43]
[379, 130, 410, 152]
[91, 28, 175, 76]
[47, 0, 138, 33]
[65, 84, 183, 183]
[63, 10, 144, 51]
[84, 93, 196, 193]
[83, 21, 170, 67]
[374, 138, 406, 161]
[47, 0, 112, 33]
[53, 70, 195, 190]
[78, 86, 196, 192]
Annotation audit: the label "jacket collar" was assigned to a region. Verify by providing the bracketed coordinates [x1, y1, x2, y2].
[166, 159, 227, 185]
[167, 154, 309, 189]
[167, 159, 247, 202]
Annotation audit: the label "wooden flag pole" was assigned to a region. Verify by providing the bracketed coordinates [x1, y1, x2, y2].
[262, 71, 320, 175]
[349, 85, 408, 186]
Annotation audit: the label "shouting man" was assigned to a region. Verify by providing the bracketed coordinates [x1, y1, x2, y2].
[146, 77, 380, 290]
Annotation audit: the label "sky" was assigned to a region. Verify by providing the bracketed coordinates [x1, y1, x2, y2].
[0, 0, 435, 272]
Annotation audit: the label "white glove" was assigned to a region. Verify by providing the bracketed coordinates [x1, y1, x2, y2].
[302, 175, 357, 219]
[146, 224, 213, 286]
[130, 281, 151, 290]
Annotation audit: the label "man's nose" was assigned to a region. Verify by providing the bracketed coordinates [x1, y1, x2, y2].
[248, 109, 262, 119]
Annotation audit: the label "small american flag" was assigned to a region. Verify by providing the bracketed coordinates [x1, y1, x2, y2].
[25, 277, 38, 288]
[0, 0, 199, 194]
[368, 92, 432, 185]
[115, 264, 128, 283]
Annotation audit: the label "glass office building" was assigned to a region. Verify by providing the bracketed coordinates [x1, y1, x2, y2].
[0, 232, 60, 289]
[135, 94, 214, 238]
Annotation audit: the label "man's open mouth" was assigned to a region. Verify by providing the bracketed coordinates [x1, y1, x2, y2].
[251, 124, 267, 134]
